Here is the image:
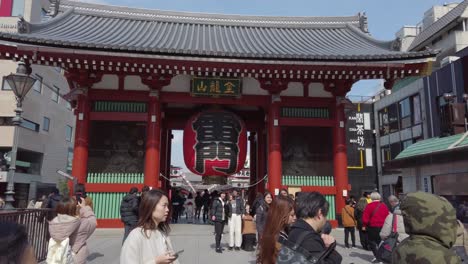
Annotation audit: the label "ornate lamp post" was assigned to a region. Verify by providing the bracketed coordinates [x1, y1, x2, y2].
[3, 60, 36, 209]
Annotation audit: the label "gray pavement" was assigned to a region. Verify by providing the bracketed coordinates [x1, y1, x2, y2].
[85, 220, 374, 264]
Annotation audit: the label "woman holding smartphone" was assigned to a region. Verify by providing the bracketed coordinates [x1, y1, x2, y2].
[121, 189, 180, 264]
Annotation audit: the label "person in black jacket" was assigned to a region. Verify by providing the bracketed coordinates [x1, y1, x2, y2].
[211, 191, 227, 253]
[288, 192, 342, 264]
[201, 189, 211, 223]
[120, 187, 140, 243]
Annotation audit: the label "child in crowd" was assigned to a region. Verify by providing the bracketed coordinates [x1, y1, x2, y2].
[241, 204, 256, 251]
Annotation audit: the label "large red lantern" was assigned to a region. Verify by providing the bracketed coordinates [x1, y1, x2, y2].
[183, 110, 247, 177]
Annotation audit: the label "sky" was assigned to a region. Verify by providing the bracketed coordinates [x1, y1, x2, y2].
[77, 0, 456, 171]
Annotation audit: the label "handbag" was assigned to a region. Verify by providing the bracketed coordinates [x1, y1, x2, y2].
[376, 214, 399, 263]
[277, 232, 336, 264]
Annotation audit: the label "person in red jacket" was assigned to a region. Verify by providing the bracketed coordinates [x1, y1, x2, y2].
[362, 192, 389, 263]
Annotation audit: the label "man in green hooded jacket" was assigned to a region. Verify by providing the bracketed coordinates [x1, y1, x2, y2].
[392, 191, 462, 264]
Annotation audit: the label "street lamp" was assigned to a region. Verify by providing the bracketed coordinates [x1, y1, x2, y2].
[3, 60, 36, 209]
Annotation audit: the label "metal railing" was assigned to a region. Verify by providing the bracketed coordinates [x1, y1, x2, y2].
[0, 208, 52, 262]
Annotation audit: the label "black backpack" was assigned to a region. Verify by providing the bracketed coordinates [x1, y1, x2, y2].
[277, 232, 336, 264]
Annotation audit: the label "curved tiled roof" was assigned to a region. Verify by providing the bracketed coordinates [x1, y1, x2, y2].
[0, 0, 437, 61]
[409, 0, 468, 51]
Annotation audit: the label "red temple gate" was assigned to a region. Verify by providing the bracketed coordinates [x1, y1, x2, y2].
[0, 1, 435, 227]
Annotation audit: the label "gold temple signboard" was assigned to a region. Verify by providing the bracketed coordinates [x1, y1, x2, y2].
[191, 77, 241, 98]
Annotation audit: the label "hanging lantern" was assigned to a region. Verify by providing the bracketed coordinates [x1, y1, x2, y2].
[183, 110, 247, 177]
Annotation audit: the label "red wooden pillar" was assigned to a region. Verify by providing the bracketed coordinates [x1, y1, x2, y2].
[248, 132, 257, 204]
[257, 129, 266, 194]
[268, 97, 282, 195]
[144, 91, 161, 189]
[333, 99, 349, 215]
[71, 94, 90, 193]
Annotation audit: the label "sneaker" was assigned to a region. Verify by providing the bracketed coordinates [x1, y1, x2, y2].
[371, 258, 377, 262]
[234, 247, 240, 251]
[216, 248, 222, 253]
[228, 247, 233, 251]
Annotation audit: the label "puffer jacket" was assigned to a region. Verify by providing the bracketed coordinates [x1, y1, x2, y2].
[392, 192, 460, 264]
[73, 206, 97, 264]
[120, 193, 139, 225]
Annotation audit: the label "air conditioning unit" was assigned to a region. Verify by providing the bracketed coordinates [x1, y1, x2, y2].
[440, 56, 460, 67]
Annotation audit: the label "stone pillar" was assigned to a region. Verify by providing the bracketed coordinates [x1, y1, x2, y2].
[144, 91, 161, 189]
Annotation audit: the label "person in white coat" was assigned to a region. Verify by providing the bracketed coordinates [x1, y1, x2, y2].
[380, 195, 408, 242]
[121, 189, 179, 264]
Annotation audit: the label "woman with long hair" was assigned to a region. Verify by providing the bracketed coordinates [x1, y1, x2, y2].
[255, 192, 273, 242]
[257, 196, 296, 264]
[121, 189, 179, 264]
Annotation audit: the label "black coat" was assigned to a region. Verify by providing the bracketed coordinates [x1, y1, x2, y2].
[120, 193, 139, 225]
[47, 194, 63, 210]
[288, 219, 342, 264]
[211, 198, 226, 222]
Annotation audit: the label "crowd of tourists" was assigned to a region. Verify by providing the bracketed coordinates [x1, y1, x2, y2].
[1, 185, 467, 263]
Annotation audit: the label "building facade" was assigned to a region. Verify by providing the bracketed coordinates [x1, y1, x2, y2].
[0, 0, 74, 207]
[374, 1, 468, 199]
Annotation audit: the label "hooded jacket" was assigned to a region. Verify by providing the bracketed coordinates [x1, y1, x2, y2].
[392, 192, 461, 264]
[48, 214, 80, 245]
[73, 206, 97, 264]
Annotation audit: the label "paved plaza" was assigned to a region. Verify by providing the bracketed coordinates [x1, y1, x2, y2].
[84, 220, 374, 264]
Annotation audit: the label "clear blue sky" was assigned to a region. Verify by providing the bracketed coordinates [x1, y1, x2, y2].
[80, 0, 456, 170]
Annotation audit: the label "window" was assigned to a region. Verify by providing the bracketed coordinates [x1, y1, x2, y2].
[399, 98, 412, 129]
[20, 119, 39, 132]
[65, 125, 73, 142]
[11, 0, 25, 17]
[401, 139, 413, 150]
[51, 86, 59, 102]
[42, 117, 50, 132]
[33, 75, 43, 93]
[387, 104, 399, 133]
[2, 78, 12, 90]
[390, 142, 402, 159]
[378, 109, 389, 135]
[399, 98, 411, 118]
[381, 146, 391, 164]
[413, 95, 422, 124]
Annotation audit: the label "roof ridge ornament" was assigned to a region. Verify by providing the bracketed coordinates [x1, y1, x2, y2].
[17, 17, 30, 34]
[358, 12, 369, 33]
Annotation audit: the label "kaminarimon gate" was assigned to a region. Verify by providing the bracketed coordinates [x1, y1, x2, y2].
[0, 1, 435, 227]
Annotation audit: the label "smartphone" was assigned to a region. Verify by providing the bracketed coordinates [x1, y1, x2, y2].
[173, 249, 184, 259]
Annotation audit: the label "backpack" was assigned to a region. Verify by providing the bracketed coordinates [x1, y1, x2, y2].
[277, 231, 336, 264]
[46, 237, 74, 264]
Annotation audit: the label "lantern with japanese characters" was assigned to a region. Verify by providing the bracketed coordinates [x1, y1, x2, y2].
[183, 110, 247, 177]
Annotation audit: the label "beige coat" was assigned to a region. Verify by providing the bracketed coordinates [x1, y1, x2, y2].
[379, 211, 408, 242]
[73, 206, 97, 264]
[121, 227, 180, 264]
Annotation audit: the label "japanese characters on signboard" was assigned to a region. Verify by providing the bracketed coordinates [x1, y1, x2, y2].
[349, 113, 365, 150]
[191, 77, 241, 98]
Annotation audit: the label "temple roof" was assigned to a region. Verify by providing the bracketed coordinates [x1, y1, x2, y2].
[0, 0, 437, 61]
[409, 0, 468, 51]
